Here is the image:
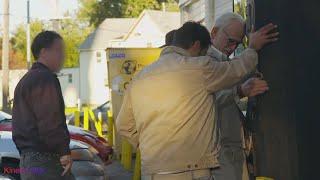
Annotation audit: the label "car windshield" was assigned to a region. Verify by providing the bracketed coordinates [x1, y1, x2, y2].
[0, 111, 12, 122]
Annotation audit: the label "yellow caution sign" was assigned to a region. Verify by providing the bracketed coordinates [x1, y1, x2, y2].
[106, 48, 161, 119]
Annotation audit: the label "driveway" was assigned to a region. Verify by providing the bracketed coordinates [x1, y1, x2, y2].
[105, 160, 133, 180]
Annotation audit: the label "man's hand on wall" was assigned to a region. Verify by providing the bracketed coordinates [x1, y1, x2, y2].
[239, 77, 269, 97]
[248, 23, 279, 51]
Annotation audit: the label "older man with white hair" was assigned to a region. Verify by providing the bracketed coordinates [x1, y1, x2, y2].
[207, 13, 279, 180]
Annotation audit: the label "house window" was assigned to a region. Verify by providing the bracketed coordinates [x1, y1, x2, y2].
[96, 52, 102, 63]
[68, 74, 72, 83]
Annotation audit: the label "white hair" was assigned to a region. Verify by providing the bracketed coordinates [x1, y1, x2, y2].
[213, 12, 245, 30]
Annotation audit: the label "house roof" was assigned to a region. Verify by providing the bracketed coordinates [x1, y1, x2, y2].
[147, 10, 180, 34]
[79, 18, 136, 50]
[79, 10, 180, 50]
[123, 10, 180, 40]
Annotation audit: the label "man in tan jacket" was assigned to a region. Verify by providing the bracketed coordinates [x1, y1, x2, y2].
[208, 13, 278, 180]
[116, 21, 276, 180]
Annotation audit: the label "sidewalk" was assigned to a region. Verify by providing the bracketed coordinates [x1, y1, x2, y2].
[104, 160, 133, 180]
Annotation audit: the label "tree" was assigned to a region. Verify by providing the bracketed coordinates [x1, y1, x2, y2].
[10, 14, 92, 68]
[122, 0, 160, 17]
[162, 0, 180, 12]
[234, 0, 248, 50]
[77, 0, 98, 23]
[77, 0, 124, 27]
[59, 13, 93, 67]
[10, 20, 45, 65]
[234, 0, 246, 19]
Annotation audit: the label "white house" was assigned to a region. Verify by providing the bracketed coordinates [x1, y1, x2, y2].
[78, 10, 180, 107]
[0, 70, 27, 108]
[78, 18, 136, 106]
[57, 68, 80, 107]
[179, 0, 234, 29]
[0, 68, 80, 108]
[109, 10, 181, 48]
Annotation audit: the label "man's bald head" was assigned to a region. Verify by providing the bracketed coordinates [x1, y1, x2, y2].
[211, 13, 246, 57]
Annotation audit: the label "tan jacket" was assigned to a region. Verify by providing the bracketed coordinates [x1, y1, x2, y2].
[116, 46, 258, 175]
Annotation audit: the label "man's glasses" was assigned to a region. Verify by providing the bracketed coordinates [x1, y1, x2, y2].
[222, 29, 243, 47]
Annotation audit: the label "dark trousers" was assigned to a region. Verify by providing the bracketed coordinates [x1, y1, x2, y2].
[19, 152, 75, 180]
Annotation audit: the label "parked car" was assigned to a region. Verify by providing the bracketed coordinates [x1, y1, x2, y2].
[67, 101, 110, 133]
[0, 111, 112, 164]
[0, 173, 14, 180]
[0, 131, 107, 180]
[68, 126, 112, 164]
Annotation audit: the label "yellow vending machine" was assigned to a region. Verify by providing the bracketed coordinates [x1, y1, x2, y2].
[106, 48, 161, 170]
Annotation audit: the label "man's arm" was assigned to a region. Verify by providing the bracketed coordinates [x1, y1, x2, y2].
[115, 88, 139, 148]
[215, 76, 269, 112]
[206, 47, 245, 105]
[31, 79, 70, 156]
[202, 23, 278, 93]
[198, 47, 259, 93]
[215, 87, 240, 106]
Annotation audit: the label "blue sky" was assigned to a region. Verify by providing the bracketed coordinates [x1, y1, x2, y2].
[0, 0, 79, 33]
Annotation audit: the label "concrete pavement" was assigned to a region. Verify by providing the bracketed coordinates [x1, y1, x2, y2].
[105, 160, 133, 180]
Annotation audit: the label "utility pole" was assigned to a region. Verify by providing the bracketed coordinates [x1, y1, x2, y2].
[51, 0, 60, 31]
[27, 0, 31, 69]
[162, 2, 166, 12]
[2, 0, 10, 112]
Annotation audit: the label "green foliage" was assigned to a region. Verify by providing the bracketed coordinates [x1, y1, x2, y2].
[122, 0, 160, 17]
[77, 0, 98, 23]
[59, 13, 93, 67]
[234, 0, 246, 19]
[163, 0, 180, 12]
[7, 0, 180, 68]
[10, 20, 45, 63]
[10, 15, 92, 68]
[234, 0, 248, 48]
[78, 0, 123, 28]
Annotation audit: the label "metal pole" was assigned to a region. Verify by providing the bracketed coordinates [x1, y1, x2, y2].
[27, 0, 31, 68]
[2, 0, 10, 112]
[52, 0, 59, 31]
[162, 2, 166, 12]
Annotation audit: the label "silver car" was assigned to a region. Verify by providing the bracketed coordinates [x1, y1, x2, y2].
[0, 131, 108, 180]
